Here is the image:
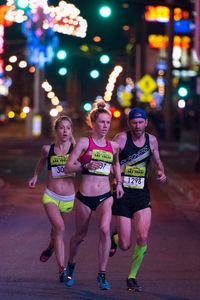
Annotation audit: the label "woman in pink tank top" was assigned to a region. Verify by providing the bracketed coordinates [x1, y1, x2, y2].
[64, 101, 124, 290]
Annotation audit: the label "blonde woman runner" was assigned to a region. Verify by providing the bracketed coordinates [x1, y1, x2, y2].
[29, 115, 76, 282]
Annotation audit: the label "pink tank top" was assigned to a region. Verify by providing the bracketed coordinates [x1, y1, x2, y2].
[79, 137, 114, 176]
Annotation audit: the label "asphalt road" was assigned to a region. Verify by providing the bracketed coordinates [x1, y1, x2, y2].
[0, 139, 200, 300]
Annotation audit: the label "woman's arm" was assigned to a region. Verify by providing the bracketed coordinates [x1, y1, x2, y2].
[28, 145, 49, 188]
[64, 137, 87, 173]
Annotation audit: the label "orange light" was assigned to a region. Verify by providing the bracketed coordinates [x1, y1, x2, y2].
[122, 25, 130, 31]
[93, 36, 101, 42]
[145, 6, 189, 22]
[145, 6, 169, 22]
[0, 5, 13, 26]
[113, 110, 121, 118]
[148, 34, 191, 49]
[8, 111, 15, 119]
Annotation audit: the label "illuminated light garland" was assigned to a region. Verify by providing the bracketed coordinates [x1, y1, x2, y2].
[5, 0, 87, 38]
[5, 0, 87, 68]
[41, 79, 63, 114]
[103, 65, 123, 102]
[5, 0, 27, 23]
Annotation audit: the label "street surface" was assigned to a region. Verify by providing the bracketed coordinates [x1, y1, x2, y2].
[0, 137, 200, 300]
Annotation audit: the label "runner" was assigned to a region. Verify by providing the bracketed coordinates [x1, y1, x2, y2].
[28, 115, 76, 282]
[63, 101, 124, 290]
[110, 107, 166, 291]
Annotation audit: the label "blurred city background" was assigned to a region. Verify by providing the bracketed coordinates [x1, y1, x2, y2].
[1, 2, 200, 299]
[0, 0, 200, 145]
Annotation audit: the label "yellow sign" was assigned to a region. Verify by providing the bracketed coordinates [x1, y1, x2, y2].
[140, 94, 153, 103]
[120, 91, 132, 107]
[137, 75, 157, 94]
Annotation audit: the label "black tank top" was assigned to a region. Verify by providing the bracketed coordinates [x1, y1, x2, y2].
[47, 143, 73, 170]
[47, 143, 74, 179]
[119, 131, 152, 190]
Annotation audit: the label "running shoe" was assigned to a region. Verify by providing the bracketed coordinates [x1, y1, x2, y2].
[40, 246, 54, 262]
[109, 232, 118, 257]
[97, 273, 110, 290]
[126, 278, 142, 292]
[63, 263, 75, 287]
[59, 270, 64, 283]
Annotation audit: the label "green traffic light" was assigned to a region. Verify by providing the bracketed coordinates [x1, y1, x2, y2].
[177, 87, 188, 97]
[90, 70, 100, 79]
[83, 103, 92, 111]
[100, 54, 110, 64]
[16, 0, 29, 9]
[56, 50, 67, 60]
[58, 67, 68, 76]
[99, 6, 112, 18]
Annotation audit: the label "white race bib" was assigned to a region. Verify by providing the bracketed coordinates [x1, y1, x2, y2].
[51, 165, 65, 178]
[89, 162, 111, 175]
[123, 176, 145, 189]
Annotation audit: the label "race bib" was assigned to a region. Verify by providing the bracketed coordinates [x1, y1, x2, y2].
[51, 155, 74, 178]
[51, 165, 66, 178]
[123, 165, 146, 189]
[88, 149, 113, 175]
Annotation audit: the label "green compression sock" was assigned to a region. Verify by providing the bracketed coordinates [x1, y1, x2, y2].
[128, 244, 147, 279]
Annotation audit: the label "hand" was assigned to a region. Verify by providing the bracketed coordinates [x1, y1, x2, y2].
[157, 170, 166, 183]
[85, 160, 102, 170]
[116, 182, 124, 199]
[28, 176, 37, 188]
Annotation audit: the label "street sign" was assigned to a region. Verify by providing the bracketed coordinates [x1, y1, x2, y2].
[137, 74, 157, 94]
[140, 94, 153, 102]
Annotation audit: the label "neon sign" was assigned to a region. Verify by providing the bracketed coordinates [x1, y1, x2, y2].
[148, 34, 191, 49]
[145, 6, 189, 23]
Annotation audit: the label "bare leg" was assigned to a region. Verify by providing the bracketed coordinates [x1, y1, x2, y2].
[128, 207, 151, 281]
[68, 199, 92, 263]
[44, 203, 65, 271]
[133, 207, 151, 246]
[116, 215, 132, 251]
[48, 228, 54, 249]
[40, 228, 54, 262]
[96, 197, 113, 271]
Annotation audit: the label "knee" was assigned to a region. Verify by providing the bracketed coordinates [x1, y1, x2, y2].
[99, 224, 110, 238]
[53, 223, 65, 236]
[74, 228, 87, 242]
[136, 233, 148, 245]
[119, 239, 131, 251]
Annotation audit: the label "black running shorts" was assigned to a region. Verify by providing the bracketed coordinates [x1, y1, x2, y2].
[112, 187, 151, 219]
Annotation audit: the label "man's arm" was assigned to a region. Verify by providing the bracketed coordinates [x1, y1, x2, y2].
[149, 134, 166, 183]
[112, 131, 127, 151]
[111, 141, 124, 199]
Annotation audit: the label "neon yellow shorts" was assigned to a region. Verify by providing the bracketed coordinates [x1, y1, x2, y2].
[42, 189, 75, 213]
